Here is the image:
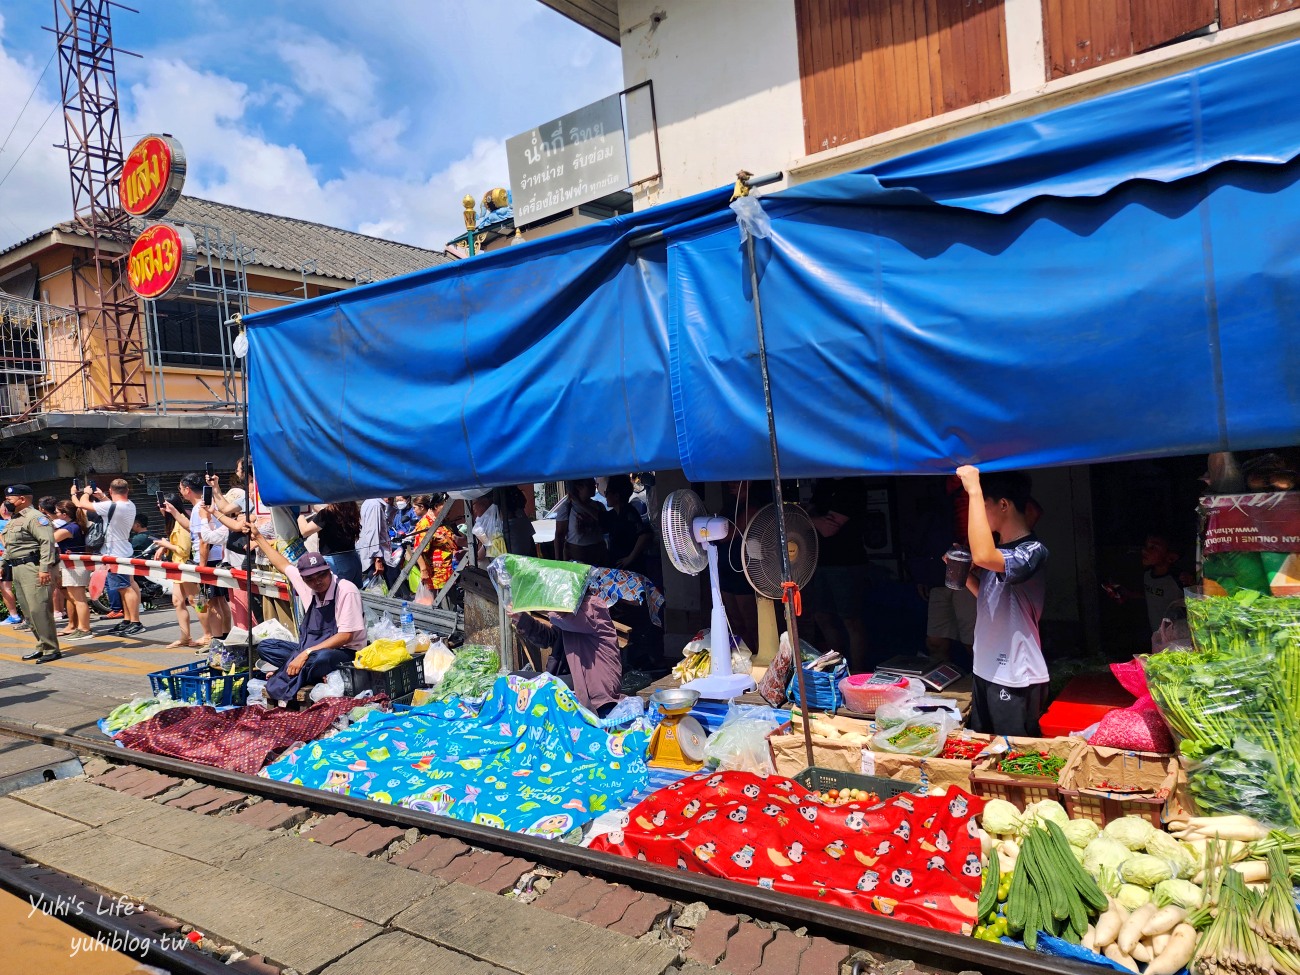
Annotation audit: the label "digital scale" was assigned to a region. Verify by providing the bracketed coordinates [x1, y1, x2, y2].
[874, 655, 964, 691]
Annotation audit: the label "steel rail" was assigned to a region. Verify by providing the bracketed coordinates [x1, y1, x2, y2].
[0, 718, 1101, 975]
[0, 852, 238, 975]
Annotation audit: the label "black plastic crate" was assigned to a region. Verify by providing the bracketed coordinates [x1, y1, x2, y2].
[794, 766, 923, 799]
[339, 658, 420, 700]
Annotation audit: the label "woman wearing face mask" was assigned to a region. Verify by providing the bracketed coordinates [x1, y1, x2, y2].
[391, 496, 417, 537]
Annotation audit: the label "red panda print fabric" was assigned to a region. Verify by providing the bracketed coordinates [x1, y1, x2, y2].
[589, 770, 985, 933]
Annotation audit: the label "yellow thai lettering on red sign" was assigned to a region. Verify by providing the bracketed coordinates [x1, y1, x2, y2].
[120, 136, 173, 216]
[127, 225, 184, 299]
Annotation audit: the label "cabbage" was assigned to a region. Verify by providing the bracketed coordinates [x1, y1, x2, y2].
[1103, 815, 1156, 851]
[1072, 844, 1087, 865]
[981, 798, 1023, 837]
[1083, 836, 1132, 877]
[1119, 853, 1174, 888]
[1022, 799, 1070, 833]
[1062, 818, 1100, 849]
[1143, 829, 1198, 879]
[1153, 878, 1204, 910]
[1116, 884, 1152, 910]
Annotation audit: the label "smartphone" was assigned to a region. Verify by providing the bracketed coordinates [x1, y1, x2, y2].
[72, 477, 81, 493]
[205, 461, 214, 478]
[156, 491, 165, 508]
[202, 485, 213, 507]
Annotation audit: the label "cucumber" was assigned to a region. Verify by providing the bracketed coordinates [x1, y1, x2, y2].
[977, 847, 1001, 923]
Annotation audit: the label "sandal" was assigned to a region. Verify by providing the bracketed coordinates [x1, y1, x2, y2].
[165, 640, 195, 649]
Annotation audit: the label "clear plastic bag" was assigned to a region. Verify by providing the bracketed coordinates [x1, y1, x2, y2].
[369, 615, 401, 643]
[245, 678, 267, 707]
[423, 637, 455, 686]
[310, 671, 346, 702]
[598, 695, 646, 728]
[251, 618, 295, 643]
[702, 703, 781, 775]
[488, 554, 590, 614]
[871, 712, 955, 758]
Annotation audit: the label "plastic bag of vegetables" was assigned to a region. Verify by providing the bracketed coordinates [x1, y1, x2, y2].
[870, 711, 953, 758]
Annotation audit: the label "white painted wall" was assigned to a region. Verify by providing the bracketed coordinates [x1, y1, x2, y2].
[618, 0, 805, 206]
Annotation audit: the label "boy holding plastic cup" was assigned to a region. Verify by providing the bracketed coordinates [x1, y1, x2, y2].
[950, 466, 1049, 736]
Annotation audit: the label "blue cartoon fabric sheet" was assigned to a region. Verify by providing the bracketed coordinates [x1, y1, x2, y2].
[261, 673, 648, 838]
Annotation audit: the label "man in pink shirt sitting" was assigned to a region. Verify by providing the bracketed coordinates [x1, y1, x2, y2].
[250, 525, 368, 703]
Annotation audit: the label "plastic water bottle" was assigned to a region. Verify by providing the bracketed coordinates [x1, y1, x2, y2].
[400, 601, 415, 640]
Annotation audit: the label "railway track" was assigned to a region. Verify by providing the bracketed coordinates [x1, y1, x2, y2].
[0, 717, 1102, 975]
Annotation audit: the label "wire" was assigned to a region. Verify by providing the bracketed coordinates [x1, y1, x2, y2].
[0, 51, 56, 160]
[0, 103, 60, 194]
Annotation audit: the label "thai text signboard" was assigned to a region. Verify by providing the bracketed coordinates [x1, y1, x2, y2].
[120, 134, 187, 218]
[506, 93, 629, 227]
[127, 222, 197, 300]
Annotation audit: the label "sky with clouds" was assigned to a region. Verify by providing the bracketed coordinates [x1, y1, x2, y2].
[0, 0, 622, 252]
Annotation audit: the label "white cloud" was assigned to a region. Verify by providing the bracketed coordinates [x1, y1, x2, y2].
[0, 2, 623, 256]
[277, 34, 379, 122]
[0, 14, 76, 247]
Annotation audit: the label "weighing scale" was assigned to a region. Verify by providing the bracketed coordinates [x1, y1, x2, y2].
[647, 688, 708, 771]
[875, 655, 964, 691]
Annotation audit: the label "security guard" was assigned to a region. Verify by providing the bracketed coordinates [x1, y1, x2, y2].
[3, 485, 60, 663]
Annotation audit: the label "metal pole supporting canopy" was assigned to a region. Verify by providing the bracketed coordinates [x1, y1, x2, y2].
[731, 172, 815, 772]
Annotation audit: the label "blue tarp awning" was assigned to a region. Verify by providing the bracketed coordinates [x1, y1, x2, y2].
[246, 38, 1300, 505]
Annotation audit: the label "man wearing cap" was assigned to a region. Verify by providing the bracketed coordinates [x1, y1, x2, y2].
[249, 525, 367, 702]
[3, 485, 60, 663]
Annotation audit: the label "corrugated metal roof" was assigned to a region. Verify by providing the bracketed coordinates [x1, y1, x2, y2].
[1, 196, 451, 282]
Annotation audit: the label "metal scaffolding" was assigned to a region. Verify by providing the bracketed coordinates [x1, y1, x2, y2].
[0, 295, 84, 420]
[52, 0, 146, 411]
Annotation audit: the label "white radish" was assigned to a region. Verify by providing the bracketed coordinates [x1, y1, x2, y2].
[1142, 905, 1187, 937]
[1193, 859, 1268, 885]
[1130, 940, 1151, 964]
[1152, 933, 1170, 956]
[1104, 943, 1139, 973]
[1081, 925, 1097, 952]
[1145, 922, 1197, 975]
[1095, 903, 1126, 948]
[1118, 902, 1157, 955]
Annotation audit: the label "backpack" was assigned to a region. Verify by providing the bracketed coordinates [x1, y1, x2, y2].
[85, 502, 115, 553]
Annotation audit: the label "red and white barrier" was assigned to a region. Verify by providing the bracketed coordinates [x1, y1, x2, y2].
[60, 554, 292, 601]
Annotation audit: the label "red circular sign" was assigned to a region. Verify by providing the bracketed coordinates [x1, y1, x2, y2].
[127, 223, 196, 300]
[119, 135, 186, 218]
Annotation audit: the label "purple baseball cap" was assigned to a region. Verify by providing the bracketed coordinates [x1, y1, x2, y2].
[296, 552, 331, 577]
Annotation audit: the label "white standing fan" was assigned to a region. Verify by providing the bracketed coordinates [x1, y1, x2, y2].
[660, 489, 755, 699]
[741, 503, 819, 599]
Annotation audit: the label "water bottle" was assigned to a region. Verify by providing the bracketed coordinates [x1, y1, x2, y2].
[400, 601, 415, 640]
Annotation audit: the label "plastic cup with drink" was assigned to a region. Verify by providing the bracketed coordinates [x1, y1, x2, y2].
[943, 547, 972, 590]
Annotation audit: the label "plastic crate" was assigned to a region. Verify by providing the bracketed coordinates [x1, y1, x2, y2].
[969, 737, 1083, 812]
[793, 766, 923, 799]
[147, 660, 249, 707]
[339, 657, 420, 700]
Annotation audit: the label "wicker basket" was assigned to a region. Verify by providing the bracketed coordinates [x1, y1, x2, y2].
[1057, 746, 1178, 828]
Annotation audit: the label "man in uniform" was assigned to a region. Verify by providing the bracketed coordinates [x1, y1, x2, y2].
[3, 485, 61, 663]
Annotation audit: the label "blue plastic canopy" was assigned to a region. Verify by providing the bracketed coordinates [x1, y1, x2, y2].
[246, 38, 1300, 504]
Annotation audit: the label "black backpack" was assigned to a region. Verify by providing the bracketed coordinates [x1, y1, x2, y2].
[85, 502, 115, 553]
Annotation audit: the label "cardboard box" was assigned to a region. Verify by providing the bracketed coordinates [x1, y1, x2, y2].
[767, 713, 874, 777]
[1058, 745, 1178, 827]
[861, 731, 997, 793]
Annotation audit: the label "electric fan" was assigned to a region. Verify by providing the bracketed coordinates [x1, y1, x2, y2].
[660, 488, 756, 699]
[741, 503, 819, 600]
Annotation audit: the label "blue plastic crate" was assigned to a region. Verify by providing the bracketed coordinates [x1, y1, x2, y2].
[147, 661, 249, 707]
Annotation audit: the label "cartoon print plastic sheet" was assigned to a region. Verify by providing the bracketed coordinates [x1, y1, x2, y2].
[589, 771, 985, 932]
[262, 674, 647, 837]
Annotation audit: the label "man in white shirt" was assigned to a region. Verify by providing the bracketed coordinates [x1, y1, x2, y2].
[175, 472, 231, 639]
[72, 477, 143, 636]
